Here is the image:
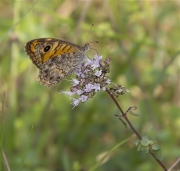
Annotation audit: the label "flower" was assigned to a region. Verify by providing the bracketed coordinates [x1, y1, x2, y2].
[93, 83, 100, 92]
[91, 55, 102, 69]
[72, 79, 80, 86]
[84, 83, 94, 92]
[95, 70, 102, 77]
[80, 95, 88, 102]
[60, 54, 129, 107]
[61, 91, 75, 96]
[72, 98, 80, 108]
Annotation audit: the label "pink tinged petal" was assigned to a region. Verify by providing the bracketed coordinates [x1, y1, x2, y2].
[102, 87, 106, 91]
[77, 90, 84, 95]
[105, 79, 111, 84]
[60, 91, 74, 96]
[117, 88, 122, 93]
[79, 73, 85, 78]
[91, 61, 100, 70]
[84, 83, 94, 92]
[76, 72, 81, 77]
[94, 54, 102, 61]
[76, 73, 80, 77]
[95, 70, 102, 77]
[76, 66, 85, 77]
[72, 79, 80, 86]
[80, 95, 88, 102]
[75, 67, 82, 76]
[91, 55, 102, 70]
[93, 83, 101, 92]
[84, 68, 90, 73]
[85, 58, 92, 66]
[72, 99, 80, 108]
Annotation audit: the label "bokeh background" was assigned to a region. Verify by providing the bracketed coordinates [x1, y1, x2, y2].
[0, 0, 180, 171]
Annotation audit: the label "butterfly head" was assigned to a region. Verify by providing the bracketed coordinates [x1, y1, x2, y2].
[82, 43, 90, 52]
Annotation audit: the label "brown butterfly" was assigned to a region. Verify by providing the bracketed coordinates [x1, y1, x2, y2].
[25, 38, 90, 87]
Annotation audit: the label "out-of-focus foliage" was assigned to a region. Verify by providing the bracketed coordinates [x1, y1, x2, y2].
[0, 0, 179, 171]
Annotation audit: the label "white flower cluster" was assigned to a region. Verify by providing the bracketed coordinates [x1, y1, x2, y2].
[60, 55, 128, 108]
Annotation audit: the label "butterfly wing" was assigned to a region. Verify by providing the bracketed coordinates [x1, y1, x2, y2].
[25, 38, 89, 86]
[24, 38, 83, 68]
[38, 52, 82, 87]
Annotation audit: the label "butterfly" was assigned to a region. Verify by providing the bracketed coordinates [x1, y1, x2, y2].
[25, 38, 90, 87]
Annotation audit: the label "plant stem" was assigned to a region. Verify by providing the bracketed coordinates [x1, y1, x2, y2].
[106, 89, 167, 171]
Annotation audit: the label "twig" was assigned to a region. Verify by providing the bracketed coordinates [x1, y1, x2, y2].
[106, 89, 168, 171]
[168, 157, 180, 171]
[2, 151, 11, 171]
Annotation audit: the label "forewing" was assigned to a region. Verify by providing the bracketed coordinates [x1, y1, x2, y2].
[25, 38, 82, 68]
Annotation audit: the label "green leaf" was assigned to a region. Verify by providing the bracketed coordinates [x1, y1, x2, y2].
[129, 111, 140, 116]
[154, 150, 163, 161]
[140, 138, 149, 146]
[152, 143, 160, 151]
[137, 145, 149, 155]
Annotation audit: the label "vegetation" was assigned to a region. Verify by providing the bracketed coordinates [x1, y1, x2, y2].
[0, 0, 179, 171]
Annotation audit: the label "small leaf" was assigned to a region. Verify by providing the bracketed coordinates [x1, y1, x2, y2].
[154, 150, 163, 161]
[130, 106, 137, 110]
[140, 138, 149, 146]
[126, 106, 139, 116]
[152, 143, 160, 151]
[129, 111, 140, 116]
[138, 145, 149, 155]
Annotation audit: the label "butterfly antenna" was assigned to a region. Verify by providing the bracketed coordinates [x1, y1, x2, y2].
[86, 24, 94, 42]
[89, 41, 99, 55]
[86, 24, 99, 55]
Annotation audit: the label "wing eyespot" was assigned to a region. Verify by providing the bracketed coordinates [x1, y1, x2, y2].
[43, 45, 52, 53]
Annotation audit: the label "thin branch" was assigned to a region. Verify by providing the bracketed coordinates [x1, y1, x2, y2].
[106, 89, 167, 171]
[2, 151, 11, 171]
[168, 157, 180, 171]
[106, 89, 141, 139]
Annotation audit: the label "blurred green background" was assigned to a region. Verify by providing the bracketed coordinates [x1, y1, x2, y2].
[0, 0, 180, 171]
